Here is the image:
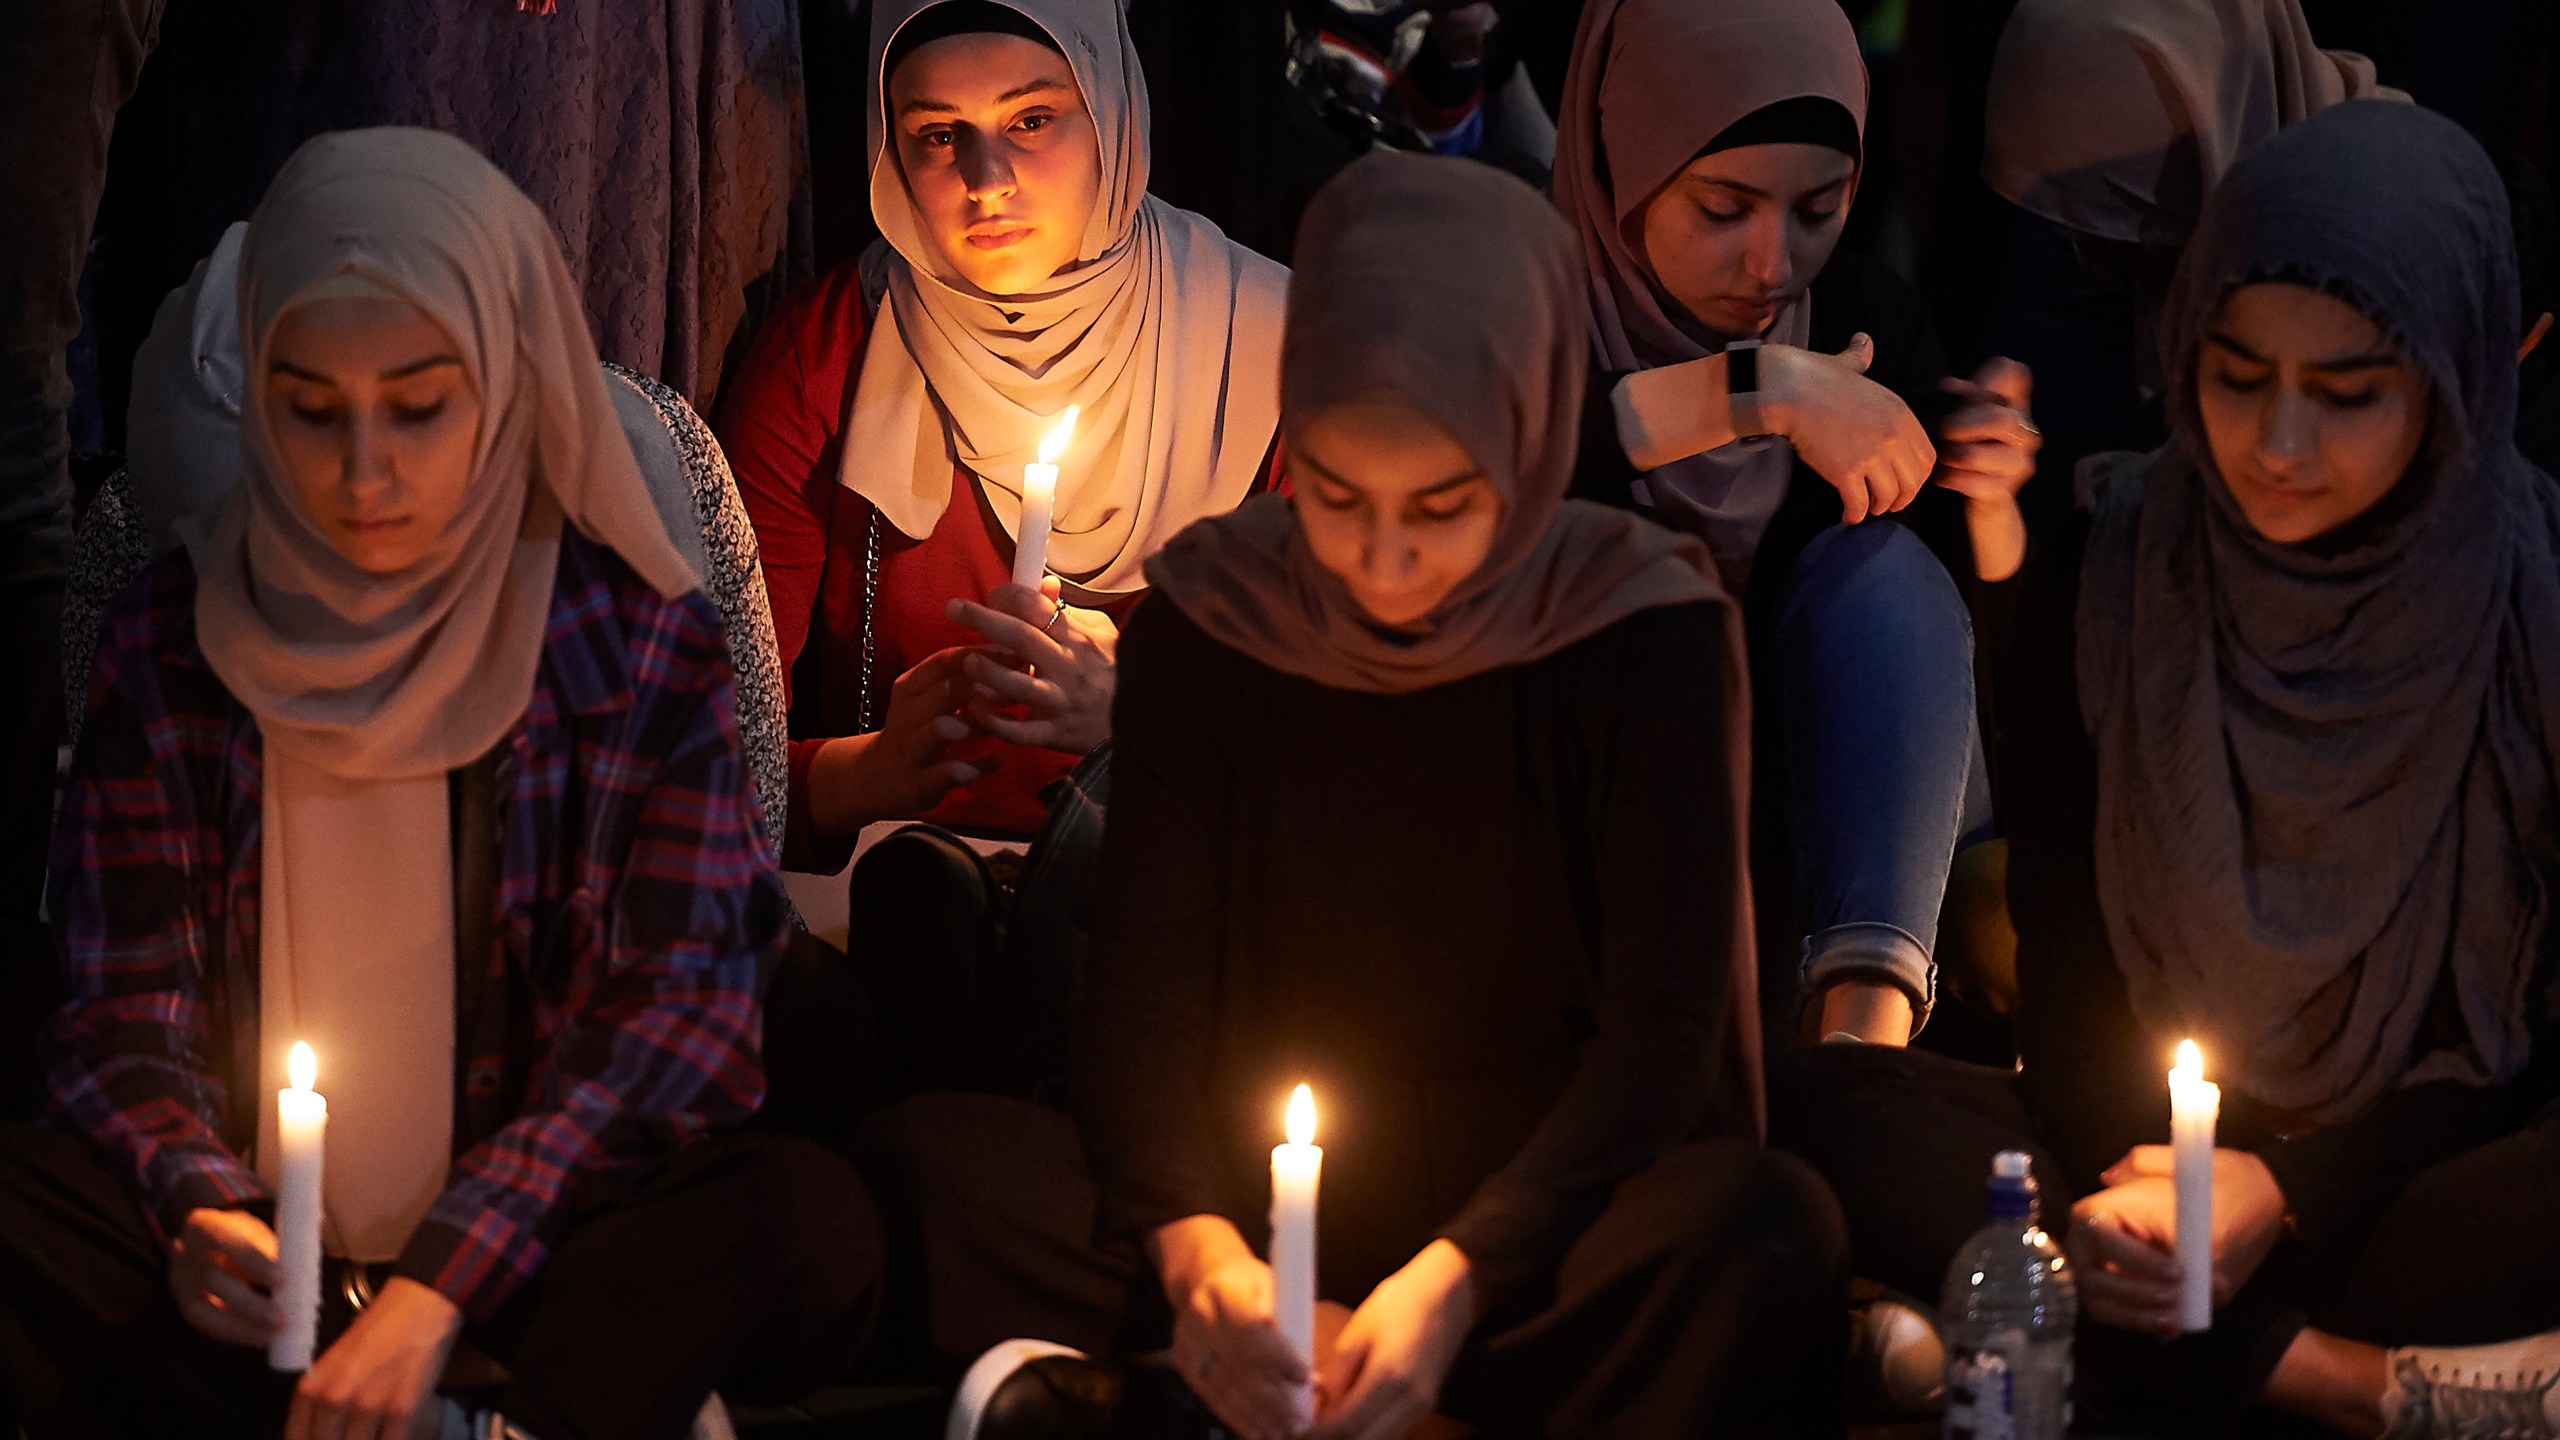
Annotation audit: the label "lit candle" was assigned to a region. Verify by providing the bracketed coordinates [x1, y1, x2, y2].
[271, 1041, 326, 1372]
[1270, 1083, 1321, 1425]
[1011, 405, 1079, 592]
[2170, 1039, 2219, 1332]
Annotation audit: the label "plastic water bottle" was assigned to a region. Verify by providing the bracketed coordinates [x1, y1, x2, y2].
[1941, 1150, 2076, 1440]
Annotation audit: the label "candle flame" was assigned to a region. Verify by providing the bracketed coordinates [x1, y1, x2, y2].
[288, 1041, 316, 1093]
[1038, 405, 1080, 465]
[2173, 1038, 2202, 1080]
[1285, 1083, 1316, 1147]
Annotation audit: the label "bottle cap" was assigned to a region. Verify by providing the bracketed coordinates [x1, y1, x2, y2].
[1986, 1150, 2039, 1220]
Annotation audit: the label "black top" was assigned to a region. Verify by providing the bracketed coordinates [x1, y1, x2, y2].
[1074, 597, 1754, 1309]
[1989, 519, 2560, 1259]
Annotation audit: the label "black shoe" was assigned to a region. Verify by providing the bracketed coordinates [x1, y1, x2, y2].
[948, 1340, 1123, 1440]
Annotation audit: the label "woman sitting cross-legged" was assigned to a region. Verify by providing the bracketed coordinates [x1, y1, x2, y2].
[856, 151, 1848, 1440]
[0, 129, 878, 1440]
[1552, 0, 2042, 1051]
[1775, 101, 2560, 1437]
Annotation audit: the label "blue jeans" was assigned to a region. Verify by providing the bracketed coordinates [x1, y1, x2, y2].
[1770, 521, 1989, 1031]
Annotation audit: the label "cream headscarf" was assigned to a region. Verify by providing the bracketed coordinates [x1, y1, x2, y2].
[840, 0, 1288, 601]
[1985, 0, 2401, 248]
[1550, 0, 1867, 560]
[178, 128, 696, 1260]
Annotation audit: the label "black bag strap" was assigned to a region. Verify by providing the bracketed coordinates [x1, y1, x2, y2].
[448, 747, 503, 1152]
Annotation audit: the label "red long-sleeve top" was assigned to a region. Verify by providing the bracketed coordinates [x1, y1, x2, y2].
[715, 262, 1281, 869]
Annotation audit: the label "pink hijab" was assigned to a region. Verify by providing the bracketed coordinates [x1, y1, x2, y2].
[1550, 0, 1867, 554]
[1146, 152, 1727, 697]
[1552, 0, 1867, 375]
[1985, 0, 2401, 246]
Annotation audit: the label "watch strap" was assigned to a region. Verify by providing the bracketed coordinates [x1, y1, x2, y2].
[1725, 339, 1770, 441]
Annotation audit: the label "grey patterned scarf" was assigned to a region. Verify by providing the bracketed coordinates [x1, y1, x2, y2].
[2079, 101, 2560, 1125]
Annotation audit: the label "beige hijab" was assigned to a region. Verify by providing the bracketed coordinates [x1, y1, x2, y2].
[842, 0, 1287, 600]
[1147, 151, 1727, 696]
[179, 128, 695, 1260]
[1550, 0, 1866, 554]
[1985, 0, 2401, 247]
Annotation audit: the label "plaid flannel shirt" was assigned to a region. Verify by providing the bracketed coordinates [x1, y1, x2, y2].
[43, 530, 787, 1321]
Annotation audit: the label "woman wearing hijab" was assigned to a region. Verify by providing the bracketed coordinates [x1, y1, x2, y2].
[0, 130, 877, 1440]
[1779, 103, 2560, 1435]
[714, 0, 1286, 870]
[1980, 0, 2400, 497]
[1064, 150, 1842, 1440]
[1553, 0, 2040, 1052]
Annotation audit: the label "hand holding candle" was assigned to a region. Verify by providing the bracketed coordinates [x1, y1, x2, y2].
[2169, 1039, 2220, 1332]
[1270, 1083, 1321, 1427]
[1011, 405, 1079, 592]
[271, 1041, 326, 1372]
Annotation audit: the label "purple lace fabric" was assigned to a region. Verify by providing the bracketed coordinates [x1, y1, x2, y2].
[110, 0, 810, 409]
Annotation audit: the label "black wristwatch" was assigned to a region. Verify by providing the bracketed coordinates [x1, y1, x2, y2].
[1725, 338, 1772, 441]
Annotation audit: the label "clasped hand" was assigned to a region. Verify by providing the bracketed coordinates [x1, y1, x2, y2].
[809, 578, 1120, 833]
[1156, 1217, 1476, 1440]
[1758, 342, 2040, 577]
[2067, 1145, 2290, 1338]
[170, 1208, 464, 1440]
[945, 576, 1119, 756]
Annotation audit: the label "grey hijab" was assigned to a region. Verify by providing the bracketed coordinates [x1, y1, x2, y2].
[2079, 100, 2560, 1125]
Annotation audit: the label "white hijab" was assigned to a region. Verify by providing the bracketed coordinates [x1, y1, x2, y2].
[841, 0, 1287, 600]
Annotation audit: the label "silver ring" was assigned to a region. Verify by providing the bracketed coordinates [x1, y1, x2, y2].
[1043, 602, 1068, 634]
[2019, 416, 2042, 440]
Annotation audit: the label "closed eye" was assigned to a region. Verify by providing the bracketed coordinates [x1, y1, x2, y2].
[1310, 477, 1362, 512]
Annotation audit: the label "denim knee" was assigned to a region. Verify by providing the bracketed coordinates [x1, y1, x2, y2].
[1773, 520, 1970, 661]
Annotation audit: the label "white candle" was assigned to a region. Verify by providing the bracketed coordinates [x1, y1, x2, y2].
[1269, 1083, 1321, 1426]
[271, 1041, 326, 1372]
[2170, 1039, 2220, 1332]
[1011, 405, 1079, 592]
